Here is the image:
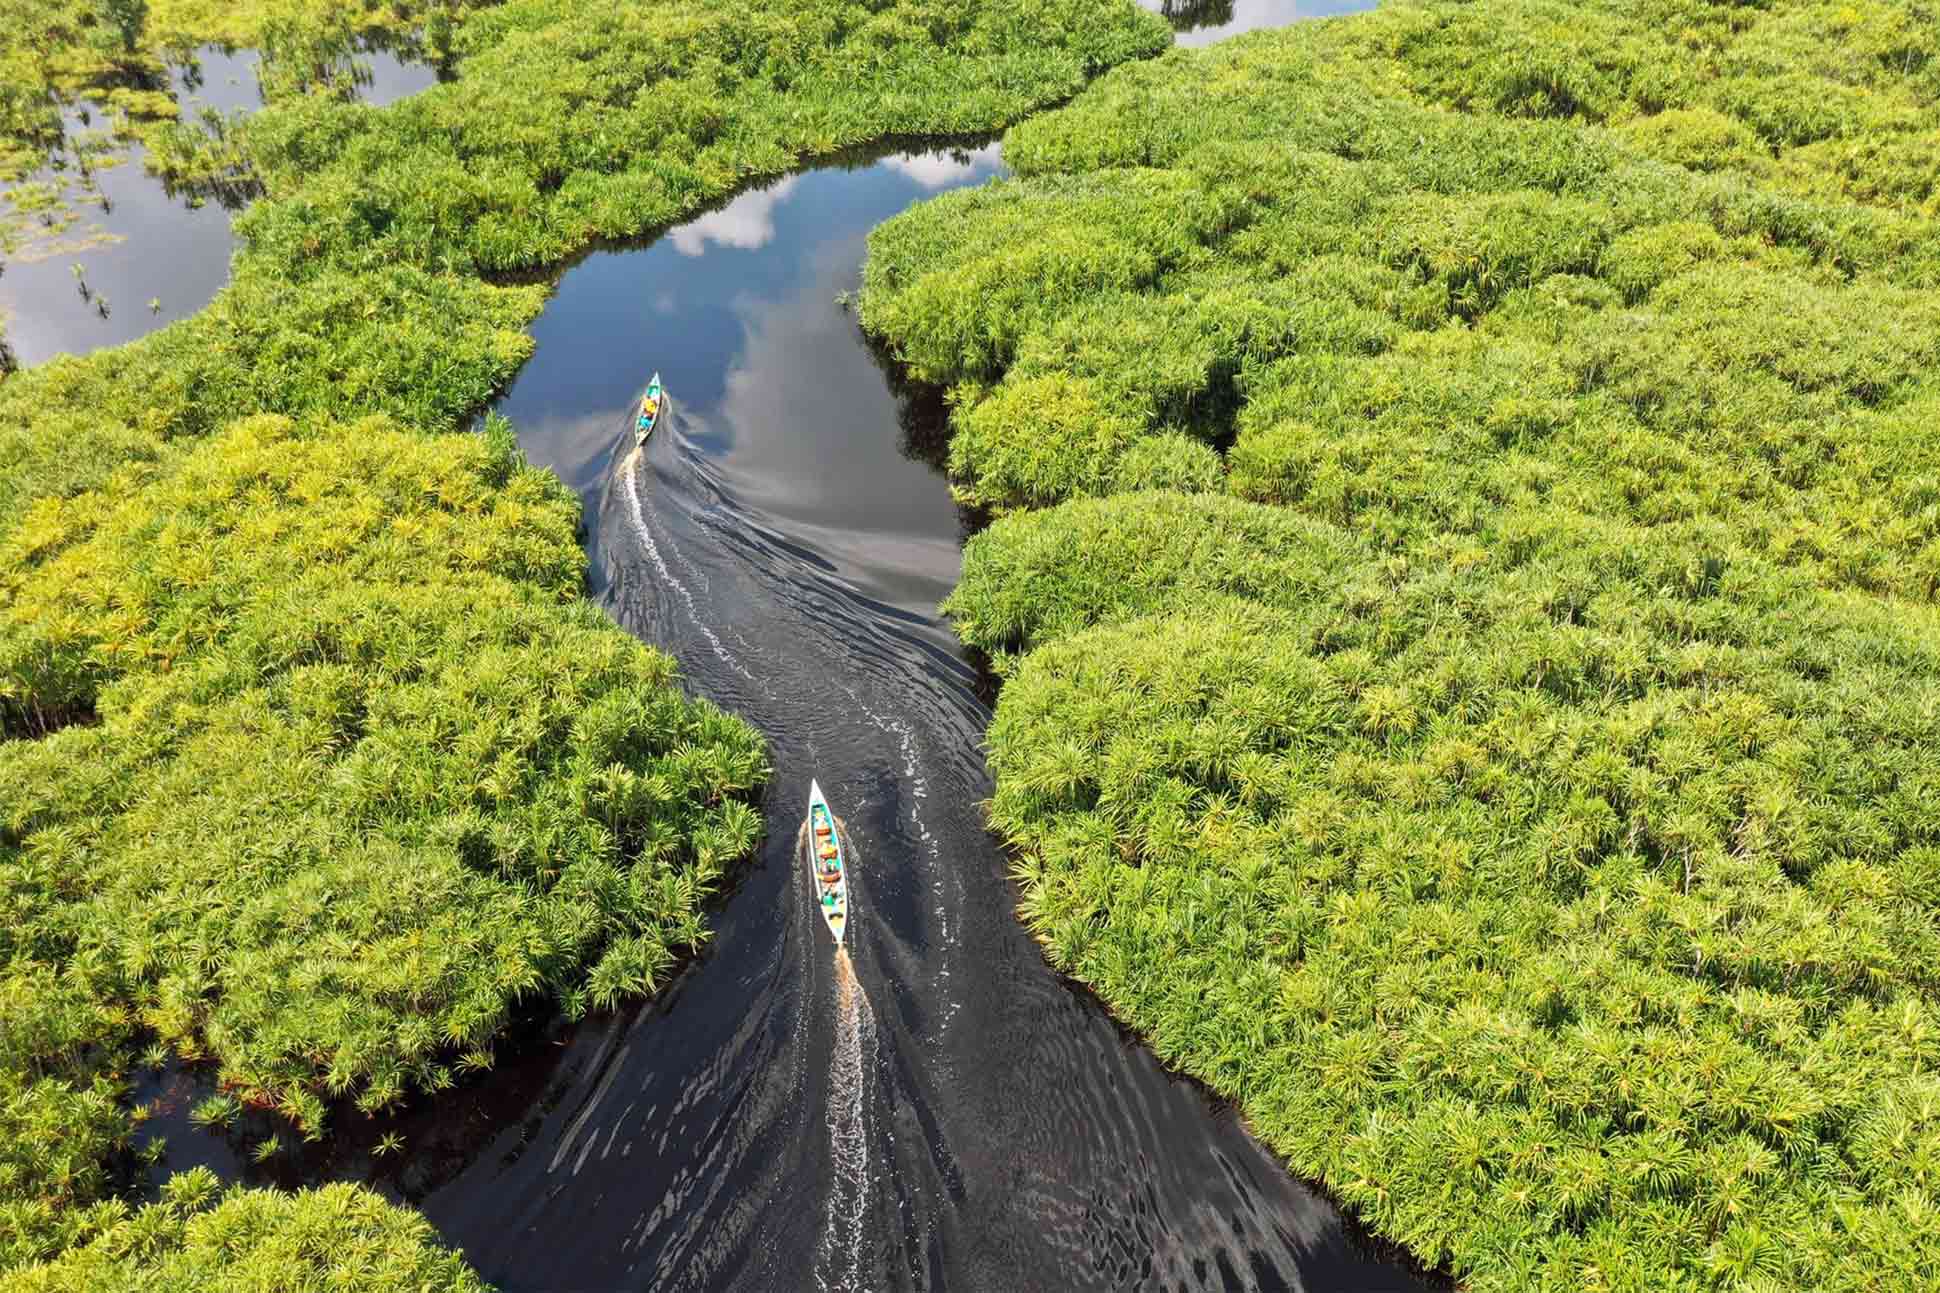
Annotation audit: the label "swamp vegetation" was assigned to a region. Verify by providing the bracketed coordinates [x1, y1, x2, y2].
[860, 0, 1940, 1288]
[0, 0, 1168, 1286]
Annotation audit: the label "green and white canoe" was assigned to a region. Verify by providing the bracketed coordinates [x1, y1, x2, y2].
[635, 372, 664, 444]
[806, 779, 848, 945]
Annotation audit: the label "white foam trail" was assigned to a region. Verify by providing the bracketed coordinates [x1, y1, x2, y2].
[549, 1042, 631, 1173]
[622, 447, 759, 685]
[817, 949, 875, 1293]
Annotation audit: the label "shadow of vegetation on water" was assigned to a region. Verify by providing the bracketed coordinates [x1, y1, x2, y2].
[0, 35, 446, 367]
[134, 997, 627, 1207]
[857, 321, 1004, 554]
[1156, 0, 1238, 31]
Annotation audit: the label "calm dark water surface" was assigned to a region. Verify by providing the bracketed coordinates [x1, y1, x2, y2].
[398, 129, 1429, 1289]
[0, 45, 436, 368]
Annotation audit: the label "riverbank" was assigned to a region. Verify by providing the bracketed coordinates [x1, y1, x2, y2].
[860, 0, 1940, 1287]
[0, 0, 1170, 1285]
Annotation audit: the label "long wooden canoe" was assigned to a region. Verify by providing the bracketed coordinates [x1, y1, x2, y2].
[635, 372, 664, 445]
[806, 779, 848, 945]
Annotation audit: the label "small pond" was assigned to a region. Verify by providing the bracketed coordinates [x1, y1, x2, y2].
[0, 43, 439, 368]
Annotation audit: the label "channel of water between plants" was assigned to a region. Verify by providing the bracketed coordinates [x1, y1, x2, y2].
[418, 135, 1441, 1290]
[25, 2, 1460, 1287]
[143, 129, 1437, 1292]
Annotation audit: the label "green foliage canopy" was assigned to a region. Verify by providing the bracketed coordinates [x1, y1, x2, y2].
[0, 1168, 490, 1292]
[4, 415, 767, 1122]
[0, 0, 1169, 1284]
[862, 0, 1940, 1287]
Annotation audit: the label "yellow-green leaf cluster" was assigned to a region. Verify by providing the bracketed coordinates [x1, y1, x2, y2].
[1, 0, 1173, 1283]
[865, 0, 1940, 1287]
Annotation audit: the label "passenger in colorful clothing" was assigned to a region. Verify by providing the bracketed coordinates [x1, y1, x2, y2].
[813, 808, 842, 896]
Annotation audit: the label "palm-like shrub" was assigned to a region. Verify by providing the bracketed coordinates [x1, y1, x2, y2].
[864, 0, 1940, 1286]
[983, 536, 1940, 1290]
[0, 1168, 488, 1292]
[226, 0, 1172, 277]
[946, 492, 1362, 654]
[2, 415, 765, 1132]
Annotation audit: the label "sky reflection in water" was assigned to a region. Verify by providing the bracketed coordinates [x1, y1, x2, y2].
[1144, 0, 1374, 46]
[0, 46, 436, 368]
[494, 142, 1006, 615]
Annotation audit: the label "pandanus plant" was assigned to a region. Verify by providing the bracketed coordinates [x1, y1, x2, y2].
[0, 0, 1184, 1282]
[900, 48, 1940, 1271]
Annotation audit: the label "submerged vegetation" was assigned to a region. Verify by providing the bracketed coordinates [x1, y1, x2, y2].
[0, 0, 1168, 1284]
[863, 0, 1940, 1287]
[0, 0, 476, 263]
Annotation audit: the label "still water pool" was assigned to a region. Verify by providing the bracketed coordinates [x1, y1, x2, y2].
[0, 44, 438, 368]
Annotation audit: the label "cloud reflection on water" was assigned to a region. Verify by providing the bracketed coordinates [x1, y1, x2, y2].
[882, 142, 1003, 190]
[668, 176, 802, 256]
[0, 46, 439, 368]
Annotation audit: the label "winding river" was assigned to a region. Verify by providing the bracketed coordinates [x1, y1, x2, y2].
[402, 82, 1433, 1293]
[23, 3, 1445, 1288]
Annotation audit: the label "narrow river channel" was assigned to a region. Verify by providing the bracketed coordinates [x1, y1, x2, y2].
[401, 133, 1433, 1293]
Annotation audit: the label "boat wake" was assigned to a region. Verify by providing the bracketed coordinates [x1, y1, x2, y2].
[407, 135, 1435, 1293]
[622, 441, 759, 687]
[817, 947, 875, 1293]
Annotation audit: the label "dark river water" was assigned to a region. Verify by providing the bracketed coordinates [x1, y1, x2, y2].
[28, 4, 1441, 1289]
[403, 136, 1431, 1291]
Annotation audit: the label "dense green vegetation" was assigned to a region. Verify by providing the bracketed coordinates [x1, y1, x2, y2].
[2, 1169, 490, 1292]
[5, 413, 766, 1114]
[1, 412, 767, 1276]
[1, 0, 1169, 1285]
[862, 1, 1940, 1287]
